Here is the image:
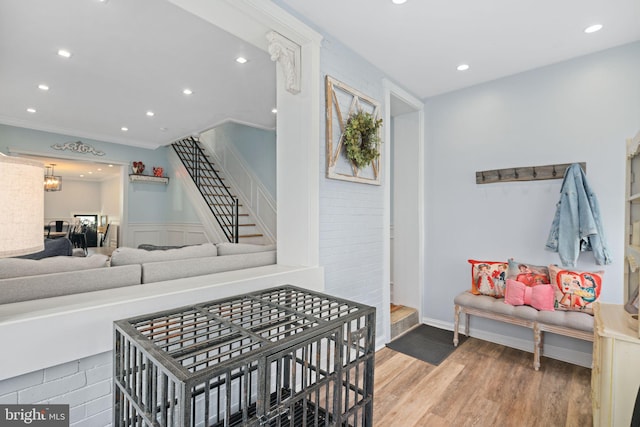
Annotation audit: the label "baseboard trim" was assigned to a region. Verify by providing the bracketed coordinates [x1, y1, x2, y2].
[421, 316, 592, 368]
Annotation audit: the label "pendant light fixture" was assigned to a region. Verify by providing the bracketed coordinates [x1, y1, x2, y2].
[44, 164, 62, 191]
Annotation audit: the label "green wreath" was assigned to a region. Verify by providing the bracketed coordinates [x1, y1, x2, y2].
[342, 110, 383, 169]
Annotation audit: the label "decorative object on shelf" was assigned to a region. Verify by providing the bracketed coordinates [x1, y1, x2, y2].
[343, 110, 383, 169]
[51, 141, 105, 156]
[128, 174, 169, 184]
[44, 164, 62, 192]
[325, 75, 382, 185]
[0, 154, 44, 257]
[475, 162, 586, 185]
[131, 161, 145, 174]
[153, 166, 164, 177]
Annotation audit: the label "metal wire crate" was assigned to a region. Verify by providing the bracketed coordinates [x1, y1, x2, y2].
[113, 285, 376, 427]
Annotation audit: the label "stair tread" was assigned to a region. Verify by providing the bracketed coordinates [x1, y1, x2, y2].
[239, 234, 263, 238]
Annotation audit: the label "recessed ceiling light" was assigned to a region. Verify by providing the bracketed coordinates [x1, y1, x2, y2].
[584, 24, 603, 34]
[79, 174, 85, 178]
[108, 164, 114, 168]
[183, 88, 193, 95]
[146, 111, 155, 117]
[88, 171, 93, 174]
[38, 84, 49, 91]
[57, 49, 72, 58]
[26, 108, 36, 113]
[392, 0, 407, 4]
[236, 57, 248, 64]
[160, 127, 168, 132]
[97, 168, 102, 171]
[457, 64, 470, 71]
[121, 127, 128, 131]
[271, 108, 277, 114]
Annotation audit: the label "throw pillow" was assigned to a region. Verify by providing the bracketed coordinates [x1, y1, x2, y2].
[467, 259, 508, 297]
[504, 279, 555, 311]
[549, 264, 603, 314]
[17, 238, 73, 259]
[506, 259, 550, 286]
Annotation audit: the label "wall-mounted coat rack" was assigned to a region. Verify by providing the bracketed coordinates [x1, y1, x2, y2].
[476, 162, 586, 185]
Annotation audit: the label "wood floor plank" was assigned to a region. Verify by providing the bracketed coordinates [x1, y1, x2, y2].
[373, 337, 593, 427]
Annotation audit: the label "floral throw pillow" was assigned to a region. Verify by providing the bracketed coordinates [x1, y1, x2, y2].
[506, 259, 550, 286]
[548, 264, 603, 314]
[468, 259, 508, 297]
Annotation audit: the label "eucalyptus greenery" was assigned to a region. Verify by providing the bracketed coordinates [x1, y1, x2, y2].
[342, 110, 383, 169]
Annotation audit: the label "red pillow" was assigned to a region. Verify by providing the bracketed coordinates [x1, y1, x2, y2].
[549, 264, 603, 314]
[468, 259, 508, 297]
[504, 279, 555, 311]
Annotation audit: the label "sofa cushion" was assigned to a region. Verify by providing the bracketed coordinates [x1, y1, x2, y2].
[141, 250, 276, 283]
[0, 254, 109, 279]
[0, 264, 142, 304]
[17, 238, 73, 259]
[110, 243, 217, 266]
[454, 291, 593, 332]
[216, 242, 277, 256]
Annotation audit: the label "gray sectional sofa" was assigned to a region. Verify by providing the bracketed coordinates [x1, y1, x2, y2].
[0, 242, 276, 305]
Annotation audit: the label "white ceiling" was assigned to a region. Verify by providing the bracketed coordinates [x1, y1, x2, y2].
[0, 0, 276, 152]
[1, 0, 639, 180]
[280, 0, 640, 99]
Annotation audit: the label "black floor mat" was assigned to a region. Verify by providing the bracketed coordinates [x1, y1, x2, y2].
[386, 324, 466, 365]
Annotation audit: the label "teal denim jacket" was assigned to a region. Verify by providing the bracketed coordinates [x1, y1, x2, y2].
[545, 164, 612, 267]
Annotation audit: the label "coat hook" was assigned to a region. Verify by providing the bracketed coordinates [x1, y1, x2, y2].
[532, 167, 537, 178]
[498, 170, 502, 180]
[552, 165, 557, 177]
[514, 168, 519, 179]
[482, 172, 485, 182]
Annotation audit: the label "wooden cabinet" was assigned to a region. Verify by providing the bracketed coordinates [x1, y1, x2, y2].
[592, 303, 640, 426]
[625, 130, 640, 326]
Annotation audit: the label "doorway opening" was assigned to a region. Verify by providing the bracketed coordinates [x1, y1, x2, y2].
[386, 82, 425, 341]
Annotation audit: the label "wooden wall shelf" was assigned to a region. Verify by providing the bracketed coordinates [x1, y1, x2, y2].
[128, 174, 169, 184]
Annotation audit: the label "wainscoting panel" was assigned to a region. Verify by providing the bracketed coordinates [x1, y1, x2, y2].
[257, 187, 277, 235]
[128, 223, 208, 248]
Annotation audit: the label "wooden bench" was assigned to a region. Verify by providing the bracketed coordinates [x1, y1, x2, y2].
[453, 291, 594, 370]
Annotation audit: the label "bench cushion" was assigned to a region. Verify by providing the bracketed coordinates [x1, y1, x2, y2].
[455, 292, 593, 332]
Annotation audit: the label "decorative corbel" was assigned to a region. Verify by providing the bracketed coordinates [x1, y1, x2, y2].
[266, 31, 301, 95]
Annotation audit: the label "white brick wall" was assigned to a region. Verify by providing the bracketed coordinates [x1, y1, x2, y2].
[0, 351, 112, 427]
[320, 34, 388, 343]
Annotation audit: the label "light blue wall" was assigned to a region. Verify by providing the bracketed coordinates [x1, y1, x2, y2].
[425, 42, 640, 353]
[211, 121, 276, 198]
[0, 124, 201, 224]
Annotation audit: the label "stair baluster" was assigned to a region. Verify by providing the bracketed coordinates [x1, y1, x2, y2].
[172, 137, 239, 243]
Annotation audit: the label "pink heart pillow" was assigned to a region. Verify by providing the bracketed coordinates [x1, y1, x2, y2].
[504, 279, 555, 311]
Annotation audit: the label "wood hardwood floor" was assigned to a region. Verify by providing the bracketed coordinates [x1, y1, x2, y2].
[373, 337, 592, 427]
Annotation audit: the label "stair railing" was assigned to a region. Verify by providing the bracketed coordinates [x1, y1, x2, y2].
[172, 136, 239, 242]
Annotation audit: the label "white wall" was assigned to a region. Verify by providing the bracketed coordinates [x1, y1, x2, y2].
[424, 42, 640, 359]
[45, 180, 101, 221]
[319, 33, 388, 345]
[100, 175, 121, 224]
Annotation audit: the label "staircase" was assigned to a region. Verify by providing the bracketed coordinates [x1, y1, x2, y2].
[172, 137, 264, 243]
[390, 304, 419, 339]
